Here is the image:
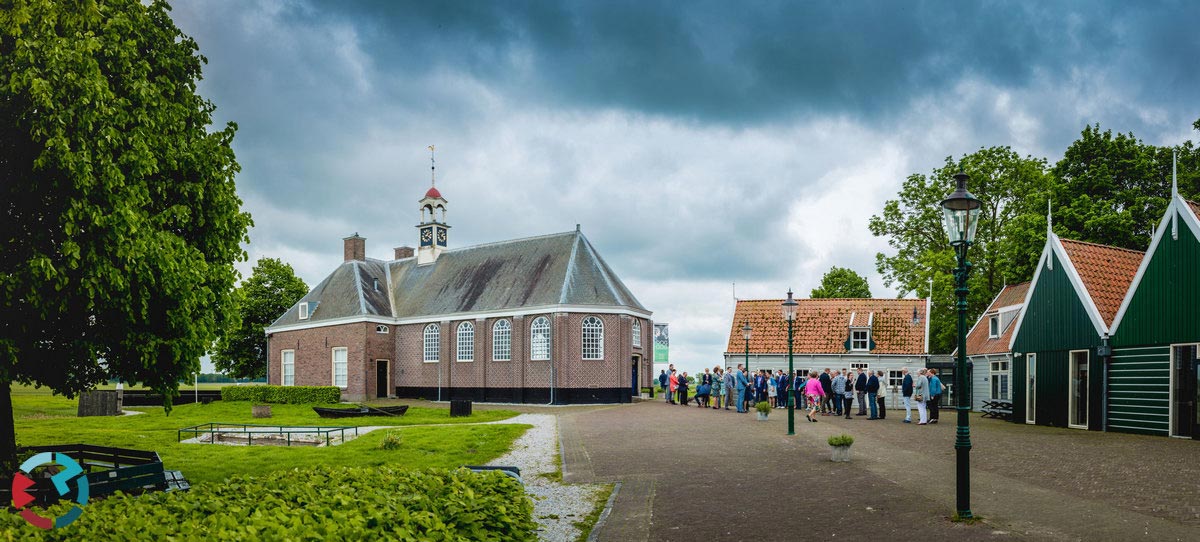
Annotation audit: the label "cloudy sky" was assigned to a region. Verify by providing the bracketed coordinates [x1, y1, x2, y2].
[171, 1, 1200, 374]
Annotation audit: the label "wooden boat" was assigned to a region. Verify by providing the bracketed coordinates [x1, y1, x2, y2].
[312, 405, 409, 418]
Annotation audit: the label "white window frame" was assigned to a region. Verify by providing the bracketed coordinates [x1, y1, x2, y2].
[423, 324, 440, 363]
[376, 324, 389, 334]
[887, 370, 904, 390]
[298, 302, 309, 320]
[988, 316, 999, 338]
[1026, 353, 1037, 424]
[989, 359, 1010, 400]
[492, 320, 511, 361]
[632, 320, 642, 348]
[457, 322, 475, 362]
[582, 316, 604, 360]
[331, 347, 348, 389]
[281, 350, 295, 386]
[850, 328, 870, 351]
[531, 317, 551, 361]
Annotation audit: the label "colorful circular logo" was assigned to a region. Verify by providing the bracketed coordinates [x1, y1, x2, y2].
[11, 452, 90, 529]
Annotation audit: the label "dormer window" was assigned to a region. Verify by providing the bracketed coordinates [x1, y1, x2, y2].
[850, 328, 870, 351]
[988, 316, 999, 338]
[298, 302, 310, 320]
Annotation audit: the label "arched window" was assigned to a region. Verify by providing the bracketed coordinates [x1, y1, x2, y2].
[457, 322, 475, 362]
[492, 320, 511, 361]
[632, 320, 642, 347]
[582, 316, 604, 360]
[423, 324, 440, 363]
[376, 324, 389, 334]
[531, 317, 551, 361]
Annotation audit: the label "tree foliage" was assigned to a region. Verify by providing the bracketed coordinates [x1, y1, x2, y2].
[0, 0, 251, 462]
[810, 266, 872, 298]
[212, 258, 308, 379]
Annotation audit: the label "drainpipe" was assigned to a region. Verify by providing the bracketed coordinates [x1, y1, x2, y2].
[1099, 333, 1111, 432]
[548, 357, 555, 405]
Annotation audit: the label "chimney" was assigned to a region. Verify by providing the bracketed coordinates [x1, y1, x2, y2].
[394, 246, 415, 260]
[343, 233, 365, 262]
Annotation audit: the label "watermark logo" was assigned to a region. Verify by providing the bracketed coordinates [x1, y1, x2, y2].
[11, 452, 90, 529]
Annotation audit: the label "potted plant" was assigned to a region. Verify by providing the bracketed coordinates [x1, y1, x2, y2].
[828, 434, 854, 462]
[755, 401, 771, 421]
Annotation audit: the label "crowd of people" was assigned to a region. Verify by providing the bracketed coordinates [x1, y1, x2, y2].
[658, 364, 945, 425]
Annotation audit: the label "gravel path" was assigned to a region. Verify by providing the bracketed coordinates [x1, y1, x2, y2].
[484, 413, 606, 542]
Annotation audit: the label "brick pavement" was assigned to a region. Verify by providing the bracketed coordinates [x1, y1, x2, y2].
[557, 400, 1200, 542]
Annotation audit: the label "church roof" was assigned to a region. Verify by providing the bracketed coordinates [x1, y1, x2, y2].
[268, 230, 646, 329]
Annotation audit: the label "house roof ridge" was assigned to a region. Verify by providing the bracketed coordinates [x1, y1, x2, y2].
[1058, 237, 1145, 256]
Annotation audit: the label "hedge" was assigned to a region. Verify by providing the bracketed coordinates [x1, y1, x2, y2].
[220, 385, 341, 404]
[0, 466, 537, 541]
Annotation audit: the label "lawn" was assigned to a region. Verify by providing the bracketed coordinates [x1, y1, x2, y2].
[11, 386, 525, 485]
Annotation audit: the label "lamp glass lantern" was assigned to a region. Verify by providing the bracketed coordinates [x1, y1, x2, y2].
[781, 290, 798, 321]
[742, 322, 752, 341]
[940, 172, 982, 245]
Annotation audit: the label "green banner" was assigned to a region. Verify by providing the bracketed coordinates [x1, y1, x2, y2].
[653, 323, 669, 364]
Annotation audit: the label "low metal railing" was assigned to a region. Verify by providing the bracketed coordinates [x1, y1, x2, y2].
[177, 423, 358, 447]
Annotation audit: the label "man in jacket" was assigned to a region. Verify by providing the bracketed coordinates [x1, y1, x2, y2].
[677, 371, 690, 406]
[831, 370, 846, 416]
[901, 367, 914, 423]
[778, 370, 791, 409]
[865, 370, 880, 419]
[819, 369, 833, 414]
[855, 369, 869, 415]
[914, 368, 930, 425]
[928, 368, 943, 423]
[876, 370, 888, 419]
[735, 364, 749, 413]
[723, 367, 736, 410]
[658, 370, 669, 402]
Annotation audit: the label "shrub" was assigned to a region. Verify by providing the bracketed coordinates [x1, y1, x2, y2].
[0, 466, 537, 541]
[220, 385, 341, 404]
[378, 431, 402, 450]
[755, 401, 771, 414]
[827, 434, 854, 447]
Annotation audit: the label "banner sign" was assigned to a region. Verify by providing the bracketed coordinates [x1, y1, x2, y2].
[653, 323, 669, 365]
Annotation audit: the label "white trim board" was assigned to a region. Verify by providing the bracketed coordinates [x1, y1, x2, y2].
[1110, 195, 1200, 334]
[1008, 233, 1108, 350]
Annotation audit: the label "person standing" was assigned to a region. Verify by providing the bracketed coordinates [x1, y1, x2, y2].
[668, 369, 679, 405]
[677, 372, 690, 406]
[928, 368, 943, 423]
[865, 370, 880, 419]
[901, 367, 914, 423]
[735, 364, 749, 413]
[855, 369, 868, 415]
[723, 367, 736, 410]
[778, 370, 791, 409]
[804, 370, 825, 422]
[914, 368, 930, 425]
[876, 370, 888, 420]
[755, 370, 768, 405]
[658, 370, 669, 403]
[767, 372, 777, 408]
[842, 372, 855, 419]
[819, 369, 833, 415]
[712, 367, 725, 410]
[831, 370, 846, 416]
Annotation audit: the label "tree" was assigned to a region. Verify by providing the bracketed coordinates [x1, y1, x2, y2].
[0, 0, 251, 465]
[869, 147, 1049, 353]
[810, 266, 872, 298]
[212, 258, 308, 379]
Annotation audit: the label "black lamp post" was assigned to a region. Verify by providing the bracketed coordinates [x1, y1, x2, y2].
[742, 321, 752, 373]
[782, 290, 798, 435]
[941, 171, 981, 520]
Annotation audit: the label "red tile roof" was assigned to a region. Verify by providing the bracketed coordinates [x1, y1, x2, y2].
[1059, 238, 1144, 326]
[1187, 200, 1200, 220]
[962, 282, 1030, 356]
[726, 298, 927, 355]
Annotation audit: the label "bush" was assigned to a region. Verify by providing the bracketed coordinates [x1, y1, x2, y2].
[0, 466, 537, 541]
[827, 434, 854, 447]
[755, 401, 771, 414]
[378, 431, 402, 450]
[220, 385, 341, 404]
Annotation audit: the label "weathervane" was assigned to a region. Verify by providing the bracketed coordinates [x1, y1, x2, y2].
[428, 144, 436, 186]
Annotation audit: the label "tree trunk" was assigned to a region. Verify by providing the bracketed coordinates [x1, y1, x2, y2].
[0, 378, 16, 469]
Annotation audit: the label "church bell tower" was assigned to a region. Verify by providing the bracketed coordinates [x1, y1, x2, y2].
[417, 146, 449, 265]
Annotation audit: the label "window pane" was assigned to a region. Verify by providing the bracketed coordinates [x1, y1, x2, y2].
[333, 348, 347, 388]
[582, 316, 604, 360]
[282, 351, 294, 386]
[424, 325, 440, 362]
[492, 320, 511, 361]
[457, 322, 474, 361]
[531, 317, 551, 360]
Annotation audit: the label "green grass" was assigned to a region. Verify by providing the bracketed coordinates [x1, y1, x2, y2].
[12, 385, 525, 485]
[574, 484, 616, 542]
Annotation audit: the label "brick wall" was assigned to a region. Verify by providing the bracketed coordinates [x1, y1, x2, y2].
[268, 322, 369, 400]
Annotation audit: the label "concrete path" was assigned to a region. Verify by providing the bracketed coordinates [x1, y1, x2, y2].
[558, 401, 1199, 542]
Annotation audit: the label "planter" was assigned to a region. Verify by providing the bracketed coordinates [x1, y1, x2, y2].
[252, 405, 272, 418]
[830, 445, 852, 462]
[756, 412, 769, 421]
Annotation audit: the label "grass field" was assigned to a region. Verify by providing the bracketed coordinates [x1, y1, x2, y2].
[11, 386, 525, 485]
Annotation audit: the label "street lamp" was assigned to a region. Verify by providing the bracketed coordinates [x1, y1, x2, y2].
[742, 321, 752, 373]
[782, 289, 799, 436]
[941, 171, 981, 520]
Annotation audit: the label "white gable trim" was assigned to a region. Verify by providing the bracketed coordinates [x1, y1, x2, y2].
[1110, 195, 1198, 334]
[1051, 234, 1109, 337]
[1008, 240, 1051, 350]
[956, 287, 1006, 356]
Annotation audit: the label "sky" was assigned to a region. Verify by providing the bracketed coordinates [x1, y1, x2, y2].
[171, 1, 1200, 375]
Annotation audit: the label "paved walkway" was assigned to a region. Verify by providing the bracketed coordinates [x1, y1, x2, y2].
[557, 400, 1200, 542]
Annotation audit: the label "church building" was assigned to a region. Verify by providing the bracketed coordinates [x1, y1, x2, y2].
[264, 181, 654, 404]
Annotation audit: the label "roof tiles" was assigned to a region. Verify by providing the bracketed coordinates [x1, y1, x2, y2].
[1059, 238, 1144, 326]
[963, 282, 1029, 356]
[726, 298, 927, 355]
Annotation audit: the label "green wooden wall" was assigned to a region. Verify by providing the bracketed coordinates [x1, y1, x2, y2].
[1111, 209, 1200, 348]
[1107, 346, 1170, 436]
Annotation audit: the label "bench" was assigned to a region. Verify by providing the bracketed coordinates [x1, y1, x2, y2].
[981, 400, 1013, 420]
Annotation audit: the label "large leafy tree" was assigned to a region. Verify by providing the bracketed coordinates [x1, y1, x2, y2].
[869, 147, 1048, 353]
[0, 0, 251, 463]
[212, 258, 308, 379]
[810, 266, 872, 298]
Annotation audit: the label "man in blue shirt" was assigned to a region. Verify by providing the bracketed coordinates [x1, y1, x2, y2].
[865, 370, 881, 419]
[658, 370, 668, 403]
[735, 364, 749, 413]
[901, 367, 914, 423]
[928, 368, 944, 424]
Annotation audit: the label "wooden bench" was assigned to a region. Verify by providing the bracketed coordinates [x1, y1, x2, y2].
[981, 400, 1013, 420]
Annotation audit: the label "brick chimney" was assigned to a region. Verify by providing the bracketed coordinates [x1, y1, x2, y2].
[394, 246, 415, 260]
[343, 233, 365, 262]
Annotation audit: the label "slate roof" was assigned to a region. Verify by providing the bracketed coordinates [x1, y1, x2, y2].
[268, 230, 646, 329]
[725, 298, 927, 355]
[962, 282, 1029, 356]
[1059, 238, 1144, 326]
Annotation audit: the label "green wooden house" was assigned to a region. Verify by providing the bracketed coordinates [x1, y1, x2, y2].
[1009, 219, 1144, 430]
[1108, 179, 1200, 438]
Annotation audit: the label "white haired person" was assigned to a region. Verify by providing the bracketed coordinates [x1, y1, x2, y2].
[913, 368, 930, 425]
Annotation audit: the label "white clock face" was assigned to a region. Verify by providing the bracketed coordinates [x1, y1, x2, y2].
[421, 228, 433, 245]
[437, 229, 447, 244]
